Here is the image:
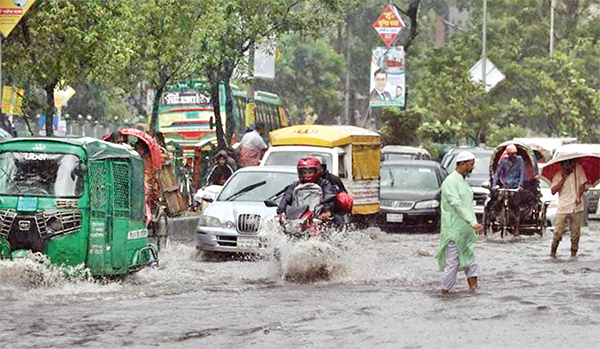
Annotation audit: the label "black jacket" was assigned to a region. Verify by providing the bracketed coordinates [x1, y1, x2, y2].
[206, 164, 234, 186]
[323, 170, 346, 193]
[276, 177, 337, 215]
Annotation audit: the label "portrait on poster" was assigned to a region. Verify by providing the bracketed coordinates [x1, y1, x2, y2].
[369, 46, 405, 108]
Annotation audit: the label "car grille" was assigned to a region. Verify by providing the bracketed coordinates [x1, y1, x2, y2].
[237, 214, 261, 234]
[380, 200, 414, 210]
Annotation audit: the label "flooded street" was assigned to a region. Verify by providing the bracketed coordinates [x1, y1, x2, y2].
[2, 222, 600, 349]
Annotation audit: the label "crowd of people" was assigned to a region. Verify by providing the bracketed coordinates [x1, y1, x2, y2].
[438, 146, 590, 294]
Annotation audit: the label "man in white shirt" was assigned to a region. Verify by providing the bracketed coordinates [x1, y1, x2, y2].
[550, 159, 589, 260]
[238, 123, 268, 167]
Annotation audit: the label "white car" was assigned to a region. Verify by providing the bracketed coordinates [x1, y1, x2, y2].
[196, 166, 298, 254]
[539, 180, 557, 226]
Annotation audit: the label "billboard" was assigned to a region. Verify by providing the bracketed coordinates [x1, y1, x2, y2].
[369, 46, 405, 109]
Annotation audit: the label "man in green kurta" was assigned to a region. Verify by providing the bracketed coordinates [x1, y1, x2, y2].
[436, 151, 485, 294]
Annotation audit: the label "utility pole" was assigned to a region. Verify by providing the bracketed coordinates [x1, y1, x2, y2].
[344, 19, 350, 124]
[482, 0, 487, 88]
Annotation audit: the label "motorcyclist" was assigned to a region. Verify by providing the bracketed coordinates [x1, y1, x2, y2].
[313, 155, 347, 193]
[276, 156, 337, 221]
[312, 155, 352, 226]
[206, 150, 235, 186]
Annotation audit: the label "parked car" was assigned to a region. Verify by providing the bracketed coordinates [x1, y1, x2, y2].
[381, 145, 431, 161]
[196, 166, 298, 255]
[378, 160, 447, 233]
[441, 146, 493, 222]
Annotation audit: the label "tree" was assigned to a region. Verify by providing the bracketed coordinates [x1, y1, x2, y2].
[196, 0, 358, 149]
[128, 0, 205, 137]
[3, 0, 135, 135]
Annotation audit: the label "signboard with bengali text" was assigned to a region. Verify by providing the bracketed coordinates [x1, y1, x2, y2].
[372, 4, 405, 48]
[0, 0, 35, 38]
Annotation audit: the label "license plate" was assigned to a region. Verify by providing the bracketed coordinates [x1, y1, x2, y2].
[386, 213, 403, 222]
[237, 236, 259, 250]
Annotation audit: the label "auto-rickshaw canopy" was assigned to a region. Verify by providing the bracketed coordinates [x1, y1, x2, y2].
[269, 125, 380, 148]
[102, 128, 163, 171]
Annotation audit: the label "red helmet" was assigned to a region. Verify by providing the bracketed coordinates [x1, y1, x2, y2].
[297, 156, 321, 183]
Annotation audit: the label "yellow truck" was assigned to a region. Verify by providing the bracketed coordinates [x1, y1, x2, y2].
[260, 125, 381, 216]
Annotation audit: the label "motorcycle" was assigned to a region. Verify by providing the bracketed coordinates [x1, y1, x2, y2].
[279, 183, 336, 240]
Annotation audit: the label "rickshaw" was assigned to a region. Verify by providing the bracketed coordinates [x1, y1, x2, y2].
[483, 140, 547, 237]
[0, 137, 157, 276]
[103, 128, 186, 250]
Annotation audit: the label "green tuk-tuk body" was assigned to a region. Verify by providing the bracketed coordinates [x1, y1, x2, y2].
[0, 137, 157, 276]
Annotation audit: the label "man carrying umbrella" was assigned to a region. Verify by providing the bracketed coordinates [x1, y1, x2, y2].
[549, 159, 589, 260]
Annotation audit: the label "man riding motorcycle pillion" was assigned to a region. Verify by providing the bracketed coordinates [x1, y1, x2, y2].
[276, 156, 337, 221]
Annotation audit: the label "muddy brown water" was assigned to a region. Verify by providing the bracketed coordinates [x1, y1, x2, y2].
[2, 221, 600, 348]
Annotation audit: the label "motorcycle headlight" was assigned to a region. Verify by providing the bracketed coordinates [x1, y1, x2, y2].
[199, 215, 221, 227]
[414, 199, 439, 209]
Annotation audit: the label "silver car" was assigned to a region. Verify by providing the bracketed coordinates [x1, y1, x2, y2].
[196, 166, 298, 254]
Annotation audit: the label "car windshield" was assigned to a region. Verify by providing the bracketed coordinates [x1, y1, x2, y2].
[380, 165, 440, 191]
[264, 151, 333, 169]
[217, 171, 297, 202]
[0, 152, 84, 197]
[448, 151, 492, 177]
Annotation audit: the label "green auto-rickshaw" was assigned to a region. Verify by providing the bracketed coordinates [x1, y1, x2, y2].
[0, 137, 157, 276]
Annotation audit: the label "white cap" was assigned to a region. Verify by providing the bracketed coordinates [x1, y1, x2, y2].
[455, 151, 475, 163]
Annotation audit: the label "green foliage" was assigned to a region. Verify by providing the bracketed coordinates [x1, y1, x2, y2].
[379, 106, 426, 146]
[416, 119, 467, 144]
[484, 123, 526, 147]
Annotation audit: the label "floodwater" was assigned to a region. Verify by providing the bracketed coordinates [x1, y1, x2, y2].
[2, 221, 600, 349]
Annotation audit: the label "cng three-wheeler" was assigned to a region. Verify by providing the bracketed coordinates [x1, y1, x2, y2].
[0, 137, 157, 276]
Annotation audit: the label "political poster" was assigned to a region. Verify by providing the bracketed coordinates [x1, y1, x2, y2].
[369, 46, 405, 109]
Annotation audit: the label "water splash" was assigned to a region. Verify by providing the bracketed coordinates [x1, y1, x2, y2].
[0, 252, 93, 289]
[258, 221, 379, 283]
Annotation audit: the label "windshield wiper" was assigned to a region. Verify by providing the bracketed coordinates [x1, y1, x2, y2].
[224, 181, 266, 201]
[388, 168, 395, 187]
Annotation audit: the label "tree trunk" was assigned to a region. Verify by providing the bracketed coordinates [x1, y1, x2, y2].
[44, 81, 58, 136]
[209, 81, 227, 150]
[224, 78, 235, 144]
[150, 84, 164, 137]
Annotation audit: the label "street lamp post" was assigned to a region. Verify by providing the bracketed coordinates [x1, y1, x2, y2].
[482, 0, 487, 88]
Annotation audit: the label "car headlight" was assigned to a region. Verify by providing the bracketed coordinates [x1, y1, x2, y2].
[414, 199, 439, 209]
[199, 215, 221, 227]
[223, 221, 236, 230]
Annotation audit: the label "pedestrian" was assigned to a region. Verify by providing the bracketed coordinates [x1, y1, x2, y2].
[550, 159, 588, 261]
[237, 123, 268, 167]
[206, 150, 235, 186]
[435, 151, 485, 294]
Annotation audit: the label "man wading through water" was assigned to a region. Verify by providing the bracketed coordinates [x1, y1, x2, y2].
[436, 151, 485, 294]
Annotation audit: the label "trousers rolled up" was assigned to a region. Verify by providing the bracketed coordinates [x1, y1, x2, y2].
[441, 242, 481, 291]
[552, 211, 584, 253]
